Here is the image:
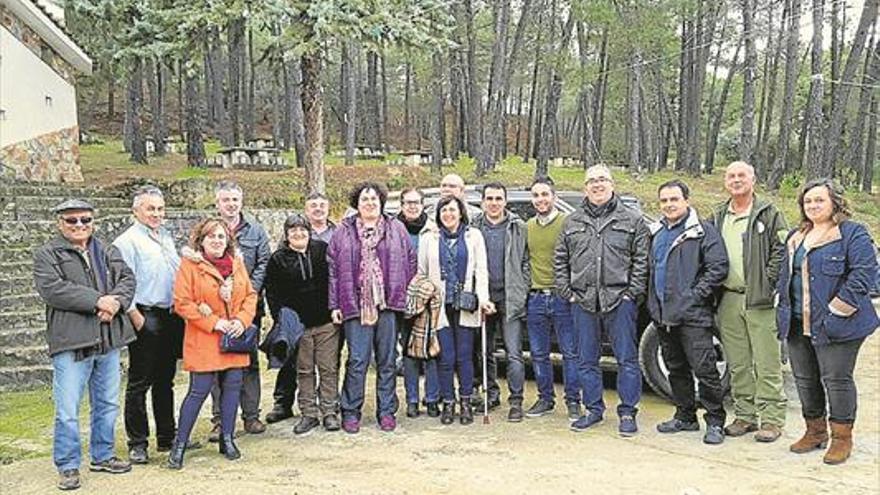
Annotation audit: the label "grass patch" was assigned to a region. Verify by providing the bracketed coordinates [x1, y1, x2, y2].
[0, 388, 54, 464]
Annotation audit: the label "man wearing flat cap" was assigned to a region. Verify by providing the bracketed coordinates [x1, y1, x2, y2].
[33, 200, 137, 491]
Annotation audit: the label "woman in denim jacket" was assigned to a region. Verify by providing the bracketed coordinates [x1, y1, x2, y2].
[776, 178, 879, 465]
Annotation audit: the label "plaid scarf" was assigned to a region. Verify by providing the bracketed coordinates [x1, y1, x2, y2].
[404, 274, 441, 359]
[357, 216, 387, 326]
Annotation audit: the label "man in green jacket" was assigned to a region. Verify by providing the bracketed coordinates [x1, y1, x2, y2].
[708, 161, 788, 443]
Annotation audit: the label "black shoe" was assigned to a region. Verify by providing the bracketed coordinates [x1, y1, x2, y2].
[166, 440, 186, 470]
[57, 469, 80, 491]
[323, 414, 341, 431]
[566, 402, 582, 422]
[525, 399, 555, 418]
[218, 434, 241, 460]
[440, 402, 455, 425]
[426, 402, 441, 418]
[128, 445, 148, 465]
[406, 403, 420, 418]
[656, 418, 700, 434]
[459, 398, 474, 425]
[293, 417, 321, 436]
[89, 456, 131, 474]
[508, 405, 524, 423]
[158, 440, 202, 452]
[487, 396, 501, 411]
[208, 423, 221, 443]
[704, 425, 725, 445]
[265, 405, 294, 424]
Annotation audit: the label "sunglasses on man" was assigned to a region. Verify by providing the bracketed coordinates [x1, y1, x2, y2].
[62, 216, 94, 226]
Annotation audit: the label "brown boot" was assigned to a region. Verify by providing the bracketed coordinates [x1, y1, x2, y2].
[823, 422, 853, 465]
[790, 417, 828, 453]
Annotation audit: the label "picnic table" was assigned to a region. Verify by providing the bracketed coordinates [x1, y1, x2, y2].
[209, 146, 286, 170]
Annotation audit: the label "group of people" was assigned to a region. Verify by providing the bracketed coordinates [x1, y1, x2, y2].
[34, 162, 878, 491]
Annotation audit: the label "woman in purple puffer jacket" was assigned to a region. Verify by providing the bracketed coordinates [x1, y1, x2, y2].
[328, 182, 417, 434]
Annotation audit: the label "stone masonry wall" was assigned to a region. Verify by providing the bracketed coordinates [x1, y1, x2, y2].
[0, 126, 83, 182]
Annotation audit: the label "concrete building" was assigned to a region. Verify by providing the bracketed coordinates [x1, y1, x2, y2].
[0, 0, 92, 182]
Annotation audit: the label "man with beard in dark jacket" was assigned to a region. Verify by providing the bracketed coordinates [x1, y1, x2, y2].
[396, 187, 440, 417]
[556, 164, 649, 436]
[265, 214, 341, 433]
[647, 180, 729, 445]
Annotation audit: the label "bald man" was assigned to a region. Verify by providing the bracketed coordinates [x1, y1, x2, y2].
[708, 161, 788, 443]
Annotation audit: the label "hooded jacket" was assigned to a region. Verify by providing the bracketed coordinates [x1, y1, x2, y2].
[264, 239, 331, 328]
[470, 210, 531, 321]
[33, 235, 137, 356]
[647, 208, 729, 328]
[173, 247, 257, 372]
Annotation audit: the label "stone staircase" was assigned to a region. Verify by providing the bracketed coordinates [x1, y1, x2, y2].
[0, 180, 132, 391]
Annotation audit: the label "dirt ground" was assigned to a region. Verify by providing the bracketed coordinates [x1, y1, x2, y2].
[1, 336, 878, 495]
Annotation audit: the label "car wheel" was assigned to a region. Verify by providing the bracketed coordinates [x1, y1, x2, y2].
[638, 322, 731, 402]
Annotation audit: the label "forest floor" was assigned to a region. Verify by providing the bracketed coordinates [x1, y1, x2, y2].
[76, 138, 880, 237]
[1, 334, 878, 495]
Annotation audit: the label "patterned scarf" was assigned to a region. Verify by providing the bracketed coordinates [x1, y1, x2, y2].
[357, 216, 387, 326]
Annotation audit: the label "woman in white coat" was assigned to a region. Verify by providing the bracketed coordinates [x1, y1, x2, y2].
[418, 196, 494, 425]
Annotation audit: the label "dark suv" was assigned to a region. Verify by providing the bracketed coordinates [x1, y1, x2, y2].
[386, 186, 730, 401]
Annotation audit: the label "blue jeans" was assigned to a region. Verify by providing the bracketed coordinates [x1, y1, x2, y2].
[572, 299, 641, 417]
[401, 319, 440, 405]
[437, 306, 476, 402]
[526, 292, 579, 404]
[53, 349, 121, 471]
[341, 310, 399, 420]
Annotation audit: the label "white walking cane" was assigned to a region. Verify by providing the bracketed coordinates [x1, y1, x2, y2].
[481, 314, 490, 424]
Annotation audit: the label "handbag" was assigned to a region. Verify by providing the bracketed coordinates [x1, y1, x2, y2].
[453, 271, 479, 312]
[221, 324, 259, 353]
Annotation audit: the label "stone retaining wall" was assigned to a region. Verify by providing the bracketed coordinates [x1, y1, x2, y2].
[0, 126, 83, 182]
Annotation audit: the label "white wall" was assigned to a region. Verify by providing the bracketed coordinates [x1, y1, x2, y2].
[0, 25, 79, 148]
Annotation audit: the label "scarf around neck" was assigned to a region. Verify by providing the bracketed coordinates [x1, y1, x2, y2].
[439, 223, 468, 287]
[357, 216, 387, 326]
[399, 211, 428, 236]
[584, 193, 619, 219]
[207, 252, 234, 278]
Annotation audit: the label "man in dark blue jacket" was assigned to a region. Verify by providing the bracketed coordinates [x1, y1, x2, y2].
[647, 180, 729, 445]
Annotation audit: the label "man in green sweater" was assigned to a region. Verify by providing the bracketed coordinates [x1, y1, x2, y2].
[708, 161, 788, 443]
[524, 177, 581, 421]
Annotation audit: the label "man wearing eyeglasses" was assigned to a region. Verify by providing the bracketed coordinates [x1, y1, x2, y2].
[112, 185, 186, 464]
[556, 164, 649, 436]
[34, 199, 137, 490]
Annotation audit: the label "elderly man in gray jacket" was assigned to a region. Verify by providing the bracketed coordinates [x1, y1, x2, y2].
[470, 182, 531, 422]
[34, 199, 137, 491]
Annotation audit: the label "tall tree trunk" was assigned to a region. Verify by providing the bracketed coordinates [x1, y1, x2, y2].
[768, 0, 802, 188]
[185, 68, 205, 167]
[281, 62, 292, 151]
[289, 58, 307, 167]
[523, 21, 543, 163]
[576, 21, 596, 169]
[804, 0, 826, 179]
[208, 28, 230, 144]
[431, 52, 445, 173]
[847, 34, 877, 185]
[485, 0, 512, 169]
[757, 0, 786, 171]
[462, 0, 486, 174]
[514, 85, 524, 156]
[820, 0, 879, 175]
[593, 29, 610, 155]
[707, 42, 743, 172]
[365, 50, 381, 148]
[228, 17, 245, 145]
[107, 77, 116, 119]
[862, 96, 877, 193]
[147, 57, 167, 155]
[301, 52, 325, 193]
[739, 0, 757, 164]
[535, 11, 575, 178]
[627, 50, 644, 171]
[342, 43, 357, 165]
[380, 55, 388, 150]
[243, 24, 255, 142]
[829, 0, 842, 105]
[404, 61, 412, 149]
[127, 57, 147, 164]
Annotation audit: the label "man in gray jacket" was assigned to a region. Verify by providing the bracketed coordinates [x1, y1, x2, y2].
[208, 180, 272, 438]
[471, 183, 531, 422]
[555, 164, 650, 436]
[34, 200, 136, 491]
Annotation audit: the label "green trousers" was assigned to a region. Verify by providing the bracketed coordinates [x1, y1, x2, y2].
[717, 292, 787, 427]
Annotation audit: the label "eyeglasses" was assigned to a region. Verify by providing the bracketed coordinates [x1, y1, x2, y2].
[586, 177, 611, 185]
[62, 217, 94, 226]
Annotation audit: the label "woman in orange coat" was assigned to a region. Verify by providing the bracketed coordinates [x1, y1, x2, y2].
[167, 218, 257, 469]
